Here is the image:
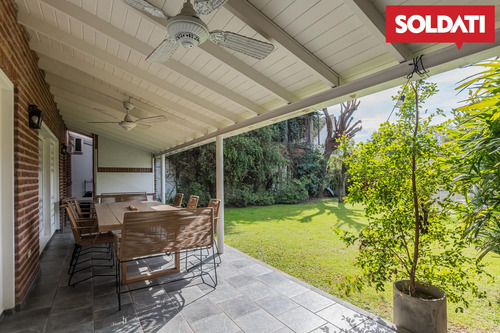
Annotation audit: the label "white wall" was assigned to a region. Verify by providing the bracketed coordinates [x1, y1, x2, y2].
[71, 135, 92, 199]
[0, 69, 15, 312]
[95, 136, 154, 194]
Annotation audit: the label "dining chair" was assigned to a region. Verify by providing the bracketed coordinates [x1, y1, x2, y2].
[172, 193, 183, 207]
[186, 195, 199, 210]
[64, 204, 116, 286]
[99, 192, 148, 203]
[207, 199, 222, 263]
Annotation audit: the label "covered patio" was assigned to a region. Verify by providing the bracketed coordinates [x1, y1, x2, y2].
[0, 0, 499, 331]
[0, 228, 398, 333]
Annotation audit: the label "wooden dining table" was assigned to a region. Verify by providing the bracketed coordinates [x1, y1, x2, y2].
[94, 200, 182, 284]
[94, 200, 178, 232]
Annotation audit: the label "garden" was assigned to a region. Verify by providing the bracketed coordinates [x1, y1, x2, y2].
[224, 199, 500, 332]
[166, 58, 500, 332]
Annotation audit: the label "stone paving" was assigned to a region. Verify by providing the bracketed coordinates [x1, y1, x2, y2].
[0, 229, 398, 332]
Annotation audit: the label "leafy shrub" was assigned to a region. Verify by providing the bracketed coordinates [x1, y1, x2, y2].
[274, 179, 309, 204]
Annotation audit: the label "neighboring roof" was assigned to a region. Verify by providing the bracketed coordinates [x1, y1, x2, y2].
[15, 0, 500, 156]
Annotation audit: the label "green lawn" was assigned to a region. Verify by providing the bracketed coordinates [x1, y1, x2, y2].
[224, 199, 500, 332]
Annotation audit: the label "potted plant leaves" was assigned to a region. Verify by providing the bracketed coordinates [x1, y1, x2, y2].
[335, 79, 487, 333]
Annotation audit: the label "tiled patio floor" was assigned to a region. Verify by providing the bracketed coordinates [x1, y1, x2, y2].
[0, 229, 398, 333]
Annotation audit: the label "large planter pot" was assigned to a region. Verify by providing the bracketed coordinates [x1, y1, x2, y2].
[393, 280, 447, 333]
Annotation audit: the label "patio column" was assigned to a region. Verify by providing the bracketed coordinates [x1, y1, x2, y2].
[160, 154, 166, 203]
[216, 135, 224, 253]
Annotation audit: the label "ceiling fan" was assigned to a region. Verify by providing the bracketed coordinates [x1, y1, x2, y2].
[123, 0, 275, 63]
[88, 101, 166, 131]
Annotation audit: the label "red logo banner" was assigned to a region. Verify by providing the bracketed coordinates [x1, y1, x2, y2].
[386, 6, 495, 49]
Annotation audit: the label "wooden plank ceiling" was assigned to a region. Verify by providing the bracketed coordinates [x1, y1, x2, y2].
[14, 0, 500, 155]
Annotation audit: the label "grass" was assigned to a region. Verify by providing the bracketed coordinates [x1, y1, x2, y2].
[224, 198, 500, 333]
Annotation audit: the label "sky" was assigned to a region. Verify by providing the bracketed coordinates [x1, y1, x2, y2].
[325, 63, 486, 142]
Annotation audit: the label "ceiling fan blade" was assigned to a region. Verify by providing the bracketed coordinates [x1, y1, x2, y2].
[87, 121, 120, 124]
[209, 30, 274, 60]
[136, 115, 167, 123]
[122, 0, 169, 19]
[146, 38, 179, 63]
[137, 124, 152, 129]
[194, 0, 228, 15]
[91, 107, 120, 120]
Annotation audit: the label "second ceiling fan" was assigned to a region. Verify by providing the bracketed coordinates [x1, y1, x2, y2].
[123, 0, 275, 63]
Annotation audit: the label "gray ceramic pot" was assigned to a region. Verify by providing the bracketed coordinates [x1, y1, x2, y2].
[393, 280, 447, 333]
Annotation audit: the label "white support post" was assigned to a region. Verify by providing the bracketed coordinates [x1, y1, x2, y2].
[160, 154, 166, 203]
[216, 135, 224, 253]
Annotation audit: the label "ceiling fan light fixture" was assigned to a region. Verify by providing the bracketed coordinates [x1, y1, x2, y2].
[167, 16, 209, 49]
[119, 121, 137, 131]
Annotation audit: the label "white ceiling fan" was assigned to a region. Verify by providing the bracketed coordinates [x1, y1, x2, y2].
[88, 101, 166, 131]
[123, 0, 275, 63]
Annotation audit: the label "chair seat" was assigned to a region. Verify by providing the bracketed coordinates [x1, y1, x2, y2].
[79, 231, 115, 247]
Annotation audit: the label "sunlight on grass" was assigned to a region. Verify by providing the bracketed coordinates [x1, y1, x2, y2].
[224, 199, 500, 333]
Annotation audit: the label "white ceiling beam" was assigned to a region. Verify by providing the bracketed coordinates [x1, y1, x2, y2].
[117, 0, 297, 104]
[58, 103, 178, 149]
[62, 118, 161, 152]
[46, 81, 189, 141]
[27, 0, 265, 115]
[199, 42, 298, 104]
[32, 46, 220, 131]
[19, 14, 240, 124]
[343, 0, 411, 63]
[38, 57, 208, 135]
[45, 74, 195, 140]
[224, 0, 340, 87]
[59, 108, 167, 150]
[155, 32, 500, 156]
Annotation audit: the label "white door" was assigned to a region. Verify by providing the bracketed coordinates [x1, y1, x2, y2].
[38, 126, 59, 253]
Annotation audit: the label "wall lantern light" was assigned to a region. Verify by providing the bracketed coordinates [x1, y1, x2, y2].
[61, 143, 68, 155]
[28, 104, 43, 129]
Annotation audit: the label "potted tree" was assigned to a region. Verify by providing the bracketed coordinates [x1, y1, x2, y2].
[335, 79, 487, 333]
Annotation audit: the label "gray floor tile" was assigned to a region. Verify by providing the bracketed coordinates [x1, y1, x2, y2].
[276, 306, 327, 333]
[317, 303, 368, 331]
[255, 293, 299, 316]
[130, 285, 172, 309]
[206, 282, 243, 304]
[234, 309, 285, 333]
[225, 274, 259, 289]
[93, 303, 138, 331]
[95, 318, 143, 333]
[136, 302, 183, 332]
[168, 285, 207, 308]
[51, 291, 92, 314]
[190, 313, 240, 333]
[309, 323, 343, 333]
[270, 279, 309, 298]
[0, 307, 50, 332]
[45, 305, 93, 332]
[230, 258, 255, 269]
[179, 297, 221, 324]
[238, 263, 273, 277]
[141, 311, 193, 333]
[291, 290, 336, 313]
[216, 295, 260, 320]
[94, 292, 131, 312]
[238, 281, 279, 301]
[351, 318, 397, 333]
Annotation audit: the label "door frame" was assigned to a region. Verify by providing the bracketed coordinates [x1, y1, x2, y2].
[0, 69, 15, 312]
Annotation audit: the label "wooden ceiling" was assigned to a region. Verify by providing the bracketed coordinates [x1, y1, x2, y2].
[15, 0, 500, 155]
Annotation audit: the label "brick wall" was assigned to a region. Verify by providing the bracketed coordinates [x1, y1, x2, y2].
[0, 0, 68, 305]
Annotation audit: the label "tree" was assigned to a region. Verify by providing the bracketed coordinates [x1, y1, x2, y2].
[336, 80, 487, 308]
[448, 58, 500, 261]
[323, 99, 362, 160]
